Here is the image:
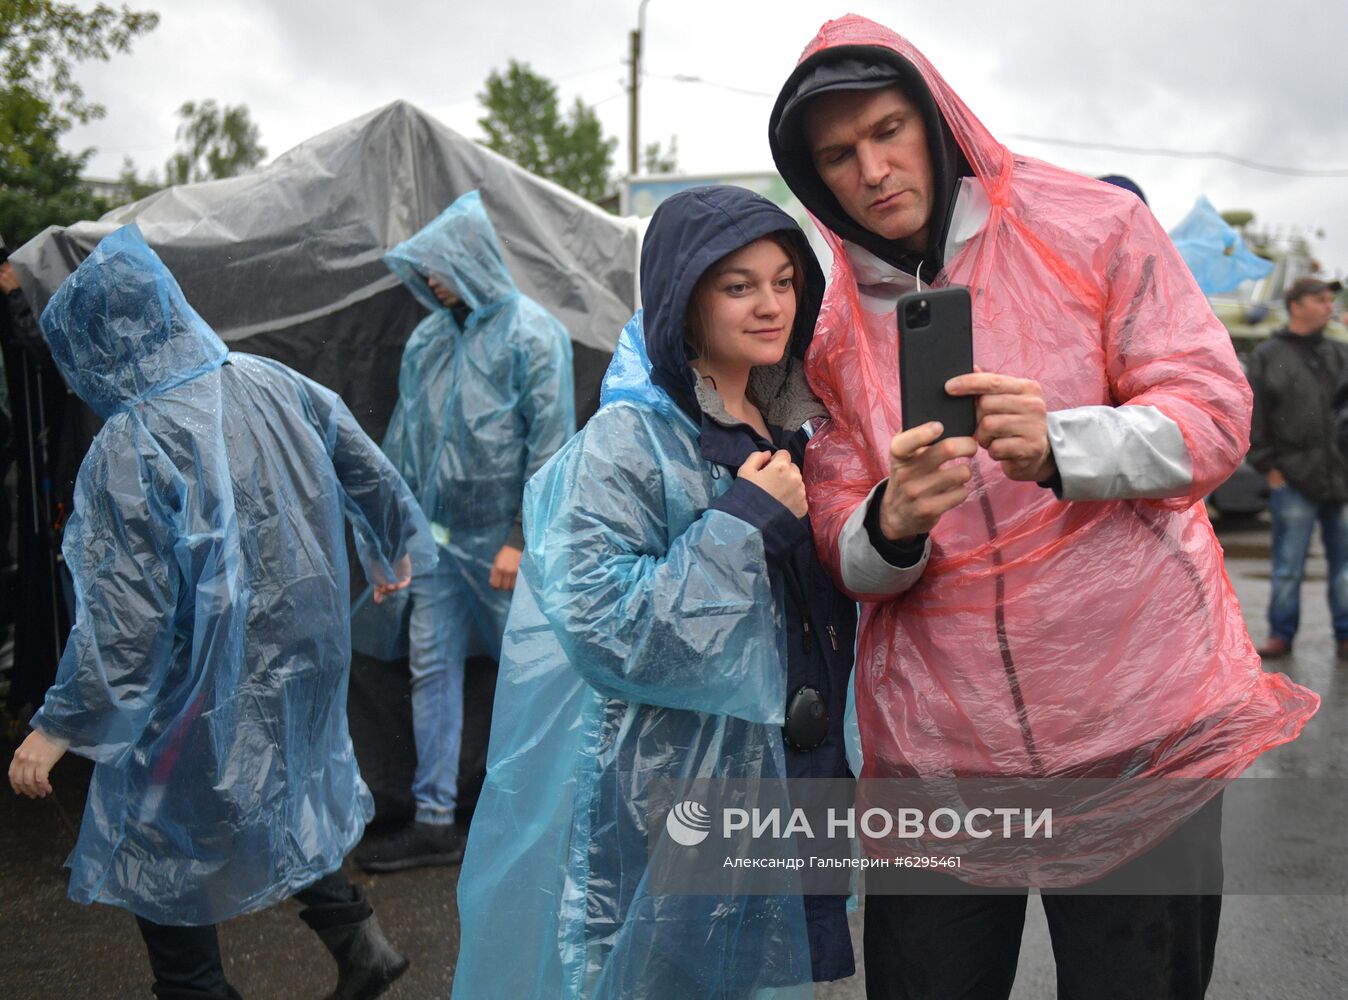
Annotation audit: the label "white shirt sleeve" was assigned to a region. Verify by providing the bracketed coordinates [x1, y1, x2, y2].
[838, 481, 932, 596]
[1047, 405, 1194, 501]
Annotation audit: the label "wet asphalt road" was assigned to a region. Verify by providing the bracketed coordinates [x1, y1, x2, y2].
[2, 514, 1344, 998]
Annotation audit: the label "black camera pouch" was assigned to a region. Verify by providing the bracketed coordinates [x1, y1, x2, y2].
[782, 684, 829, 752]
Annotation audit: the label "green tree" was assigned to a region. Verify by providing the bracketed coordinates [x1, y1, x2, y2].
[0, 121, 107, 245]
[117, 154, 160, 201]
[0, 1, 159, 244]
[642, 136, 678, 175]
[477, 60, 617, 205]
[163, 100, 265, 185]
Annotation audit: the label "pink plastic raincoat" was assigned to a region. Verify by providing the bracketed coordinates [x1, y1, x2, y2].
[798, 16, 1319, 882]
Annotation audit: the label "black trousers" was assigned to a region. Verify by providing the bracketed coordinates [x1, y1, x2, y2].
[135, 870, 368, 1000]
[864, 794, 1224, 1000]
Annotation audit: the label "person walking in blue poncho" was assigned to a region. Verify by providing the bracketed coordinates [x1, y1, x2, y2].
[453, 186, 883, 998]
[7, 226, 437, 1000]
[354, 190, 576, 872]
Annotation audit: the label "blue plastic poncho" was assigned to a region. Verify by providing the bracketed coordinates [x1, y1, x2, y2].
[1170, 194, 1274, 295]
[453, 192, 820, 999]
[32, 225, 437, 925]
[359, 190, 575, 656]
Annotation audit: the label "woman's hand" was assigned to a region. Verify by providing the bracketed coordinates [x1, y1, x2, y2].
[739, 450, 807, 518]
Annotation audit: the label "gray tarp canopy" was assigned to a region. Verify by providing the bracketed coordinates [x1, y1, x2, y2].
[6, 102, 640, 816]
[12, 99, 639, 437]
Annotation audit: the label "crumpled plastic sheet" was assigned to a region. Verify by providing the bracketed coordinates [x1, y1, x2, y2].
[1169, 194, 1274, 296]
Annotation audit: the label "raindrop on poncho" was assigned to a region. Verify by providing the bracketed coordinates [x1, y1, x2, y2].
[32, 225, 437, 924]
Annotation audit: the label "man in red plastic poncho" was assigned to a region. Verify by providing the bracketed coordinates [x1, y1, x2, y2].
[769, 15, 1319, 1000]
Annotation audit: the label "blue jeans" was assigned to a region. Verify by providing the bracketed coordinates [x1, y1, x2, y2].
[408, 545, 511, 824]
[1267, 484, 1348, 643]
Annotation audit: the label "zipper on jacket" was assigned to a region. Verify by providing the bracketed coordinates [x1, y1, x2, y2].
[782, 563, 817, 653]
[826, 624, 839, 651]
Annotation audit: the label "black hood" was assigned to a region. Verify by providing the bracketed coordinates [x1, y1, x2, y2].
[641, 185, 825, 424]
[769, 46, 970, 276]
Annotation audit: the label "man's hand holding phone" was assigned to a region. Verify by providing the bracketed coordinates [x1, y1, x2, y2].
[879, 422, 976, 541]
[889, 289, 1053, 538]
[946, 370, 1055, 483]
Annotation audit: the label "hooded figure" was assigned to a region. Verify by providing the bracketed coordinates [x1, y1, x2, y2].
[353, 189, 576, 870]
[453, 186, 862, 998]
[11, 224, 434, 995]
[769, 10, 1317, 860]
[380, 189, 576, 549]
[767, 15, 1319, 998]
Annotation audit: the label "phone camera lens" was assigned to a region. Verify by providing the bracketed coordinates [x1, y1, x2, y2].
[905, 300, 932, 330]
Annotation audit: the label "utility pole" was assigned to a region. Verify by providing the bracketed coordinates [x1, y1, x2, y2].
[628, 27, 640, 176]
[628, 0, 653, 177]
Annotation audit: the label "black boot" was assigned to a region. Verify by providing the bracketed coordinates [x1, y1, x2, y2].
[136, 914, 243, 1000]
[299, 887, 408, 1000]
[311, 913, 409, 1000]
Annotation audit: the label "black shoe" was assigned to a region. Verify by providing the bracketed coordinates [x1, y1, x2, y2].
[312, 912, 409, 1000]
[354, 821, 463, 873]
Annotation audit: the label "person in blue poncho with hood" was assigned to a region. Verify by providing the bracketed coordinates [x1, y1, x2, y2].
[354, 189, 576, 873]
[7, 226, 437, 1000]
[453, 186, 891, 998]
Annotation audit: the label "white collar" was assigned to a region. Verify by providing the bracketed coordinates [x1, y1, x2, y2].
[842, 177, 991, 308]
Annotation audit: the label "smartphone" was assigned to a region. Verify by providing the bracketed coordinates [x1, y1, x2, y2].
[897, 286, 976, 440]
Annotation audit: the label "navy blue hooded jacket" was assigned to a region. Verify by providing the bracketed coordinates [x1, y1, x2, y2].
[644, 186, 859, 981]
[643, 186, 857, 776]
[454, 186, 858, 996]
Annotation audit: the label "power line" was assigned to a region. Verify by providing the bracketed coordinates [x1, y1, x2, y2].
[643, 70, 775, 99]
[639, 69, 1348, 178]
[1004, 133, 1348, 178]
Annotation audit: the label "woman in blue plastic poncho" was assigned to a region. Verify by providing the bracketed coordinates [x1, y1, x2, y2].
[453, 186, 889, 999]
[7, 226, 437, 1000]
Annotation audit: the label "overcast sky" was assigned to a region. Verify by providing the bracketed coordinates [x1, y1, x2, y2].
[62, 0, 1348, 274]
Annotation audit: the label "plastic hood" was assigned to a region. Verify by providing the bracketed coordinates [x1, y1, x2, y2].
[383, 189, 516, 316]
[40, 225, 227, 418]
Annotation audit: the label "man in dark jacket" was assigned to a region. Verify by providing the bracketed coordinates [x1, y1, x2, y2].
[0, 241, 17, 572]
[1248, 275, 1348, 659]
[0, 239, 69, 705]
